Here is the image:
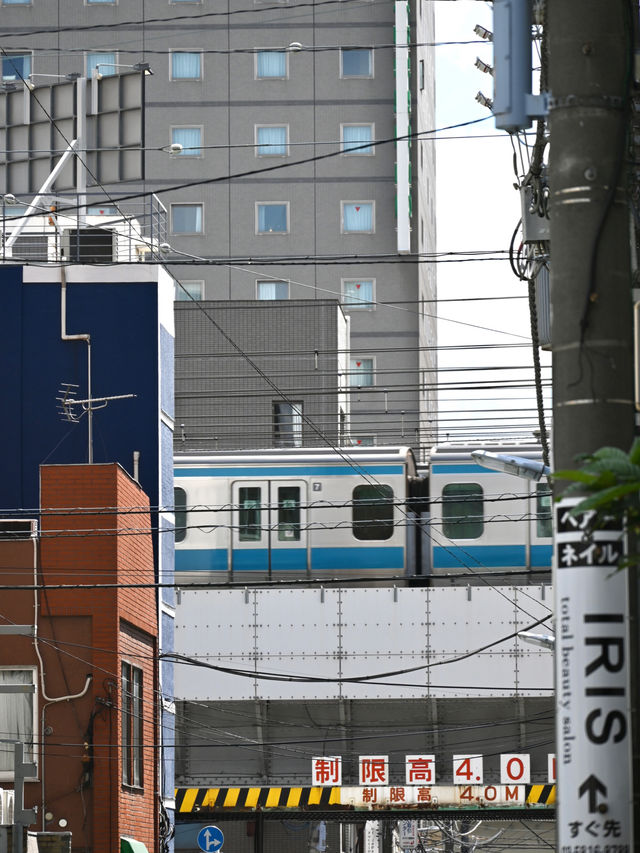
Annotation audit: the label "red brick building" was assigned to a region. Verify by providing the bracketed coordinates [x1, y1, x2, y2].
[0, 463, 158, 853]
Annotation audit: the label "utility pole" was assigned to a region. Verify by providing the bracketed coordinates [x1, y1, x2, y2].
[548, 0, 636, 850]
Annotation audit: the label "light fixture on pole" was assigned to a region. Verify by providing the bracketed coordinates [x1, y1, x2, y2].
[470, 449, 550, 481]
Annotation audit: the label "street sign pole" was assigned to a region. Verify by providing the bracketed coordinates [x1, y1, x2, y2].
[555, 500, 632, 849]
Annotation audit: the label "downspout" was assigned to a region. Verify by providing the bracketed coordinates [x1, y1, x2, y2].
[33, 512, 93, 828]
[60, 265, 94, 463]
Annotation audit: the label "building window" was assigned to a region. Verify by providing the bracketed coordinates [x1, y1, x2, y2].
[256, 202, 289, 234]
[87, 0, 116, 4]
[256, 125, 288, 156]
[342, 279, 374, 309]
[2, 0, 32, 4]
[257, 280, 289, 299]
[0, 669, 36, 778]
[175, 280, 204, 300]
[341, 124, 373, 154]
[536, 484, 553, 539]
[341, 202, 374, 233]
[352, 435, 376, 447]
[419, 59, 425, 91]
[239, 487, 262, 541]
[171, 203, 203, 234]
[442, 483, 484, 539]
[256, 51, 287, 79]
[340, 48, 373, 78]
[174, 486, 187, 542]
[349, 357, 374, 387]
[352, 484, 393, 541]
[87, 204, 118, 215]
[121, 662, 143, 788]
[171, 126, 202, 156]
[2, 53, 31, 81]
[273, 401, 303, 447]
[171, 51, 202, 80]
[87, 51, 117, 77]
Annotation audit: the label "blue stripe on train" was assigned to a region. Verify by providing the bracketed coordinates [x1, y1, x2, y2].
[175, 546, 405, 572]
[175, 465, 404, 478]
[433, 543, 552, 569]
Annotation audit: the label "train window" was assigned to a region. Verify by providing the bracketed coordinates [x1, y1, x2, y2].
[278, 486, 301, 541]
[352, 484, 394, 540]
[239, 487, 262, 541]
[536, 484, 552, 538]
[442, 483, 484, 539]
[174, 487, 187, 543]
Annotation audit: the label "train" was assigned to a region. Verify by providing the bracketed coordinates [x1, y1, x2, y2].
[173, 443, 553, 583]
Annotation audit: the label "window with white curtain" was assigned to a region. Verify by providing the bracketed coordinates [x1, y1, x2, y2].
[2, 0, 32, 5]
[256, 126, 288, 156]
[340, 48, 373, 78]
[86, 51, 117, 77]
[257, 280, 289, 299]
[341, 202, 374, 233]
[171, 203, 204, 234]
[175, 280, 204, 300]
[341, 124, 373, 154]
[2, 53, 31, 80]
[171, 127, 202, 156]
[349, 357, 374, 386]
[171, 51, 202, 80]
[342, 279, 374, 309]
[273, 402, 303, 447]
[0, 669, 36, 778]
[256, 203, 289, 234]
[256, 51, 287, 79]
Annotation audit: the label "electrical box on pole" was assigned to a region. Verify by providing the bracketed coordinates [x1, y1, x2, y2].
[492, 0, 546, 132]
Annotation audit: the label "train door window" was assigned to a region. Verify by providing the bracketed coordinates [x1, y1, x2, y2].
[352, 484, 394, 540]
[174, 486, 187, 543]
[277, 486, 300, 541]
[442, 483, 484, 539]
[239, 487, 262, 541]
[536, 483, 552, 538]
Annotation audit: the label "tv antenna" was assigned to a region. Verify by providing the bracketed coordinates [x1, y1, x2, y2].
[56, 382, 136, 463]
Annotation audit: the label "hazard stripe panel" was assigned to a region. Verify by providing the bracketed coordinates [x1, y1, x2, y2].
[526, 784, 556, 805]
[175, 787, 339, 812]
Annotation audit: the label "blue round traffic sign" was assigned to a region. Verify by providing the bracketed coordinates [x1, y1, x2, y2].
[197, 826, 224, 853]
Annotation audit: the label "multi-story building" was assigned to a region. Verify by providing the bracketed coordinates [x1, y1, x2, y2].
[1, 0, 437, 454]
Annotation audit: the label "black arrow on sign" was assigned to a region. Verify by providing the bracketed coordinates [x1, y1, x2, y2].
[579, 775, 607, 813]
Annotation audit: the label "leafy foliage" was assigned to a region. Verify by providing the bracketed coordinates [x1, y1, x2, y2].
[555, 439, 640, 568]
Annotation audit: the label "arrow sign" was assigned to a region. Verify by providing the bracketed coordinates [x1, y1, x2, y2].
[197, 826, 224, 853]
[578, 775, 607, 813]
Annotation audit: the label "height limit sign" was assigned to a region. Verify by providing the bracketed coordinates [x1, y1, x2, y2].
[555, 497, 632, 852]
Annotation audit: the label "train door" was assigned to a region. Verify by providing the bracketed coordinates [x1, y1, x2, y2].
[529, 480, 553, 570]
[231, 480, 308, 576]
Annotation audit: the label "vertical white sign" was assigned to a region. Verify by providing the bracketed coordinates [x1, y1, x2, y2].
[500, 754, 530, 784]
[555, 497, 632, 850]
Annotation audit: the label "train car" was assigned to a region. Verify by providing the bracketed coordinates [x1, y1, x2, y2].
[427, 442, 553, 577]
[174, 446, 421, 582]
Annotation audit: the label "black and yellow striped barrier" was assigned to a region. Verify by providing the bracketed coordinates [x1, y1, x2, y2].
[175, 784, 556, 813]
[176, 787, 341, 813]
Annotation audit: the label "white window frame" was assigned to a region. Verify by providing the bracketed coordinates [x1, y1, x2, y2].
[86, 50, 118, 77]
[349, 355, 376, 387]
[170, 125, 204, 158]
[0, 666, 37, 781]
[175, 280, 204, 301]
[340, 201, 375, 234]
[339, 47, 374, 79]
[254, 124, 289, 157]
[170, 202, 204, 235]
[255, 201, 290, 235]
[341, 277, 376, 310]
[257, 279, 290, 299]
[169, 49, 203, 81]
[254, 49, 289, 80]
[340, 123, 375, 156]
[2, 51, 33, 81]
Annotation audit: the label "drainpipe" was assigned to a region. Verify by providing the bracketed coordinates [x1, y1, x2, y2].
[60, 266, 94, 463]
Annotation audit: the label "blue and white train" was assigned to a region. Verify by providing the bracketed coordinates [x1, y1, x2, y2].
[173, 443, 553, 582]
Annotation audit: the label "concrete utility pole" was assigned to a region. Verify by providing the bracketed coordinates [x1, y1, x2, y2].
[548, 0, 636, 849]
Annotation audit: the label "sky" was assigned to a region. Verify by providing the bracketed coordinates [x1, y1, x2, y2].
[433, 1, 551, 445]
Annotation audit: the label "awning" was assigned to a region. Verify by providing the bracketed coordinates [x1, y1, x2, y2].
[121, 837, 151, 853]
